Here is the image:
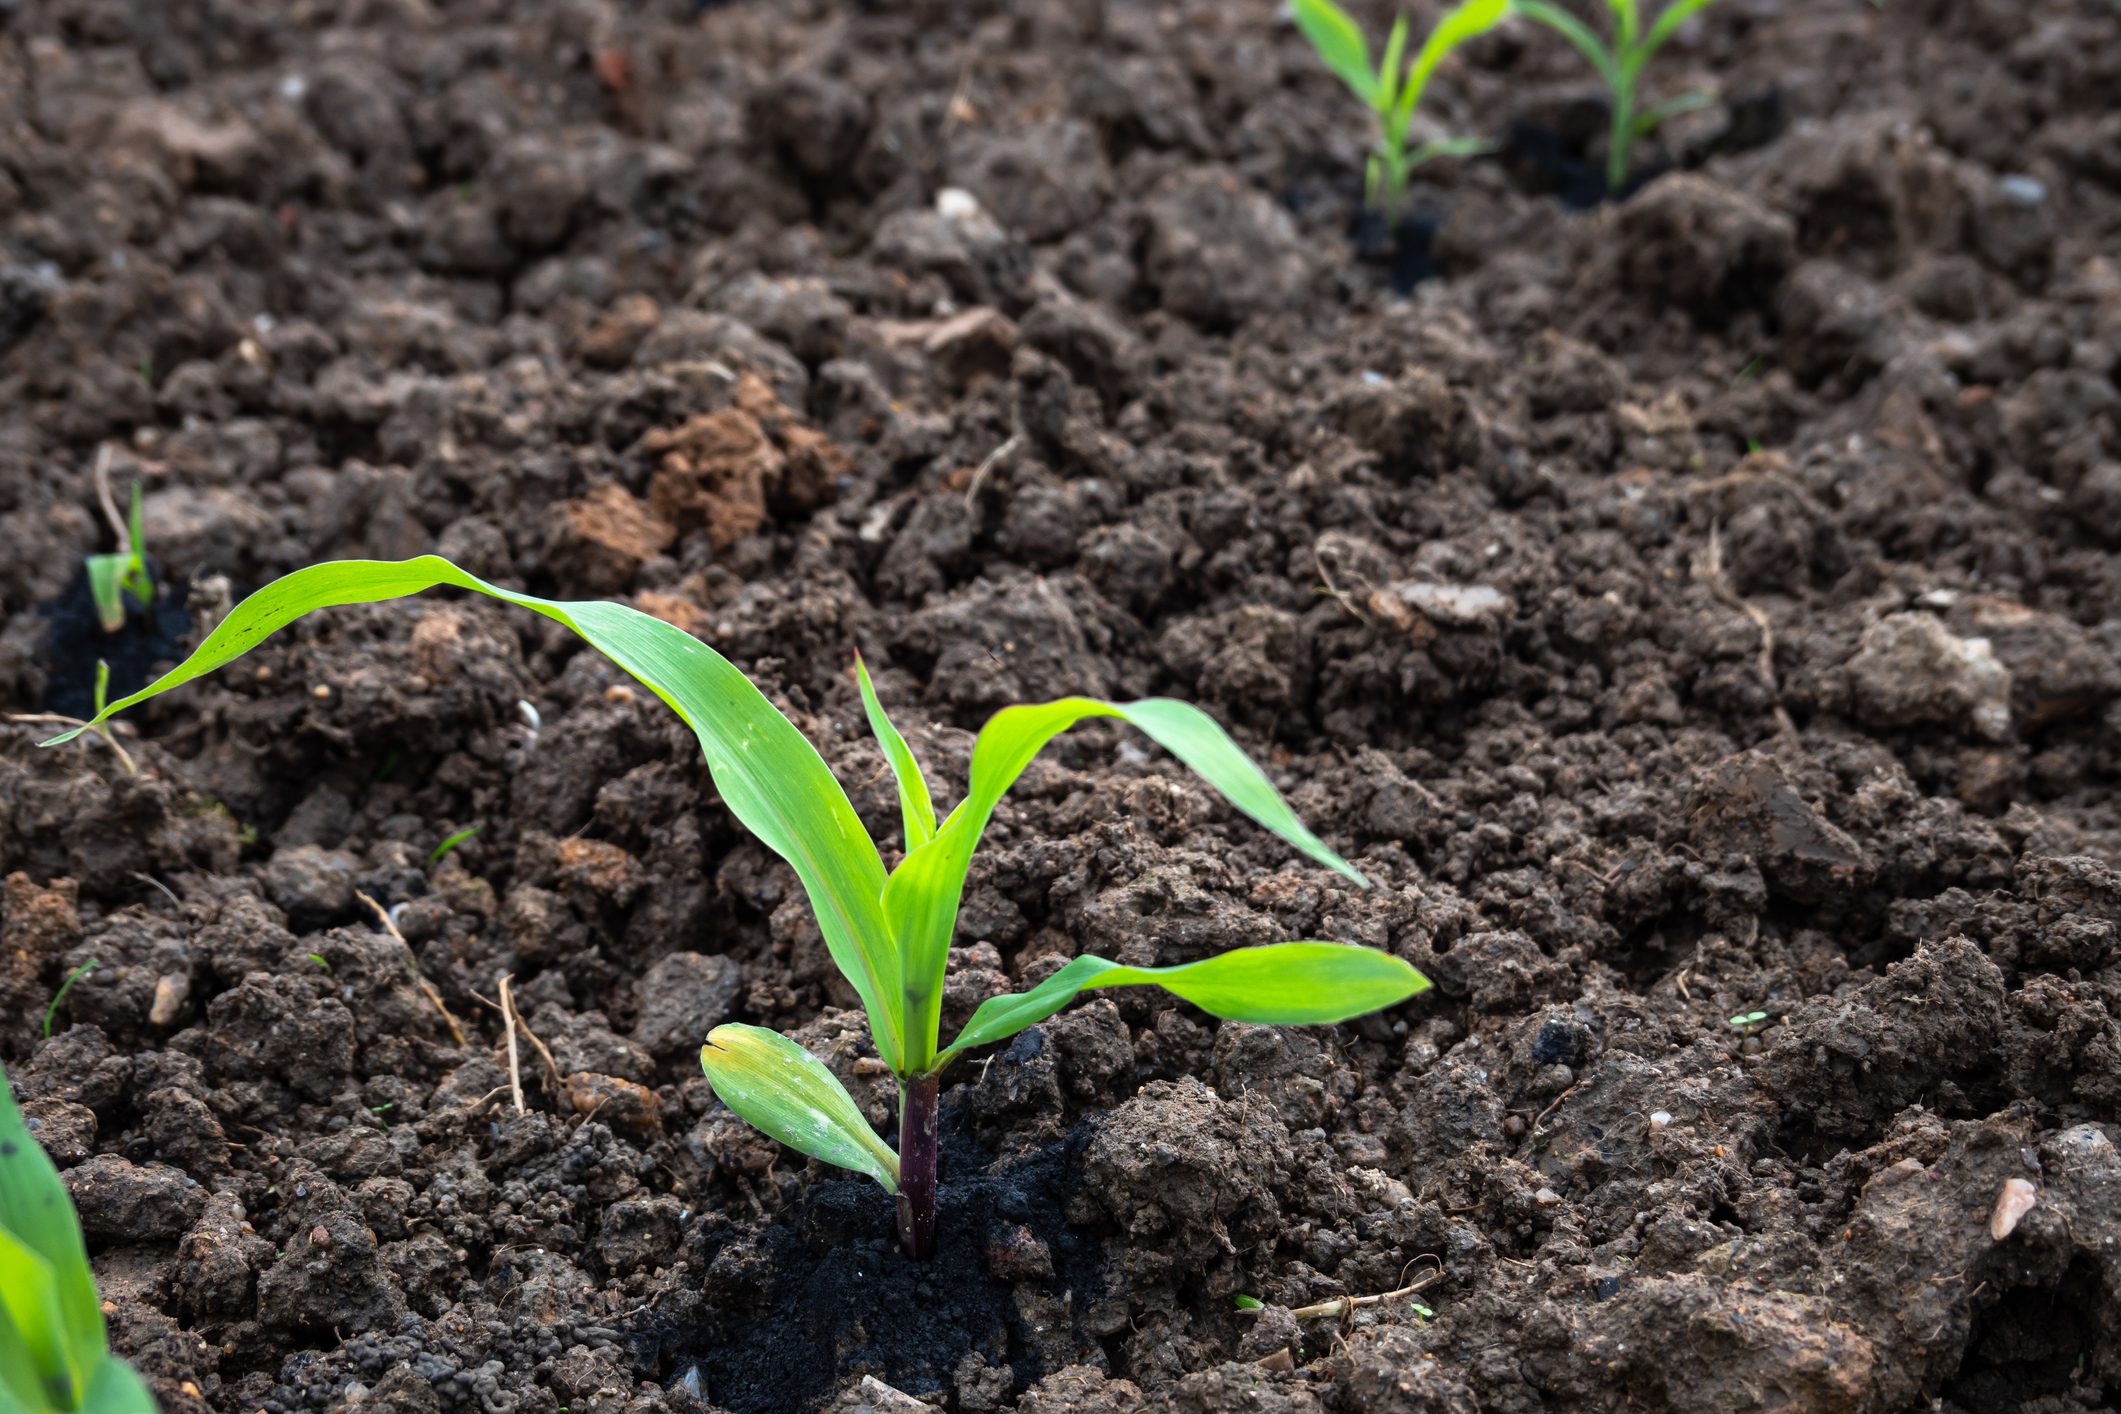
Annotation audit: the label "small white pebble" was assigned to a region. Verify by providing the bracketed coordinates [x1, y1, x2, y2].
[517, 699, 542, 732]
[1534, 1187, 1562, 1206]
[279, 73, 308, 101]
[936, 187, 982, 221]
[1990, 1177, 2038, 1240]
[1650, 1111, 1672, 1129]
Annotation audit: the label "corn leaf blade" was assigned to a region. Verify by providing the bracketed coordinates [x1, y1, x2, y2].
[855, 656, 937, 852]
[883, 697, 1367, 1070]
[1396, 0, 1512, 126]
[1290, 0, 1379, 106]
[1637, 0, 1720, 67]
[76, 1357, 156, 1414]
[1512, 0, 1620, 88]
[83, 557, 127, 634]
[0, 1064, 104, 1409]
[0, 1233, 71, 1412]
[41, 557, 907, 1070]
[941, 943, 1429, 1062]
[700, 1025, 899, 1191]
[1377, 16, 1409, 116]
[0, 1285, 53, 1413]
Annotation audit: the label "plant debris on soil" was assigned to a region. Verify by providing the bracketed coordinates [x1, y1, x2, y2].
[3, 0, 2119, 1411]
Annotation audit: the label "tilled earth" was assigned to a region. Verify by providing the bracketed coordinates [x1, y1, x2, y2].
[3, 0, 2120, 1410]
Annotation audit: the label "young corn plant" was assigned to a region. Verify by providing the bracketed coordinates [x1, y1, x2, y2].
[44, 557, 1429, 1259]
[1511, 0, 1724, 195]
[83, 483, 152, 636]
[0, 1064, 157, 1413]
[1290, 0, 1512, 226]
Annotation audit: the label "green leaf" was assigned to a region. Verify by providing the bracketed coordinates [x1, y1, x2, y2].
[700, 1025, 899, 1192]
[428, 826, 480, 866]
[1290, 0, 1379, 106]
[1394, 0, 1513, 128]
[0, 1295, 45, 1412]
[85, 486, 153, 635]
[1629, 87, 1713, 139]
[1513, 0, 1621, 89]
[83, 557, 127, 635]
[1637, 0, 1720, 68]
[1605, 0, 1640, 49]
[40, 557, 909, 1071]
[1234, 1294, 1265, 1311]
[0, 1063, 106, 1410]
[0, 1229, 74, 1410]
[119, 485, 151, 610]
[1406, 135, 1503, 168]
[76, 1358, 155, 1414]
[1377, 16, 1410, 117]
[855, 655, 937, 852]
[940, 943, 1429, 1063]
[882, 697, 1367, 1071]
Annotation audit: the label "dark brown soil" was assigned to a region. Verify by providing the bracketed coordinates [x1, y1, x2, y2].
[4, 0, 2119, 1410]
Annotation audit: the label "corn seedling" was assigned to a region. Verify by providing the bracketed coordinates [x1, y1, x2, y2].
[1511, 0, 1724, 194]
[83, 484, 152, 636]
[7, 663, 135, 777]
[0, 1063, 157, 1413]
[429, 827, 480, 866]
[1290, 0, 1511, 225]
[42, 556, 1430, 1259]
[41, 964, 100, 1041]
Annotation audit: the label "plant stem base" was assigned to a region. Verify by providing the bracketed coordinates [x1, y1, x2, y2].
[895, 1072, 940, 1259]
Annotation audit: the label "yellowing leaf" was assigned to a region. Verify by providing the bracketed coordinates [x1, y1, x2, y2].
[701, 1026, 899, 1191]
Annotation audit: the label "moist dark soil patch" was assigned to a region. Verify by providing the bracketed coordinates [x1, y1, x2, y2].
[39, 563, 193, 720]
[676, 1120, 1103, 1414]
[2, 0, 2119, 1410]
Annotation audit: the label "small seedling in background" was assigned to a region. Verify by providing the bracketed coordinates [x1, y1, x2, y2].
[1290, 0, 1511, 226]
[1234, 1295, 1266, 1311]
[44, 556, 1429, 1261]
[306, 954, 333, 974]
[42, 962, 101, 1040]
[1726, 1010, 1767, 1030]
[1411, 1300, 1436, 1321]
[1512, 0, 1725, 194]
[0, 1063, 157, 1413]
[429, 826, 480, 866]
[5, 663, 135, 776]
[84, 482, 153, 635]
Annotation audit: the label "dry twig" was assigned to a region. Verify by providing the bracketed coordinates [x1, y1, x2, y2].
[1284, 1266, 1444, 1322]
[498, 973, 526, 1114]
[358, 890, 467, 1045]
[1691, 523, 1799, 742]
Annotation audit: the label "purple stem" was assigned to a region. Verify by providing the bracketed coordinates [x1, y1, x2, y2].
[895, 1072, 940, 1259]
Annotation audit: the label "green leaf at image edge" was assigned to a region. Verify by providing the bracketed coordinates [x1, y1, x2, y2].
[940, 942, 1429, 1064]
[0, 1063, 148, 1413]
[700, 1025, 900, 1191]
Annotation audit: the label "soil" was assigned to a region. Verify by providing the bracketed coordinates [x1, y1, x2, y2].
[3, 0, 2119, 1411]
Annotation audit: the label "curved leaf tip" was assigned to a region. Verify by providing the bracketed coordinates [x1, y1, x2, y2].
[701, 1025, 900, 1192]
